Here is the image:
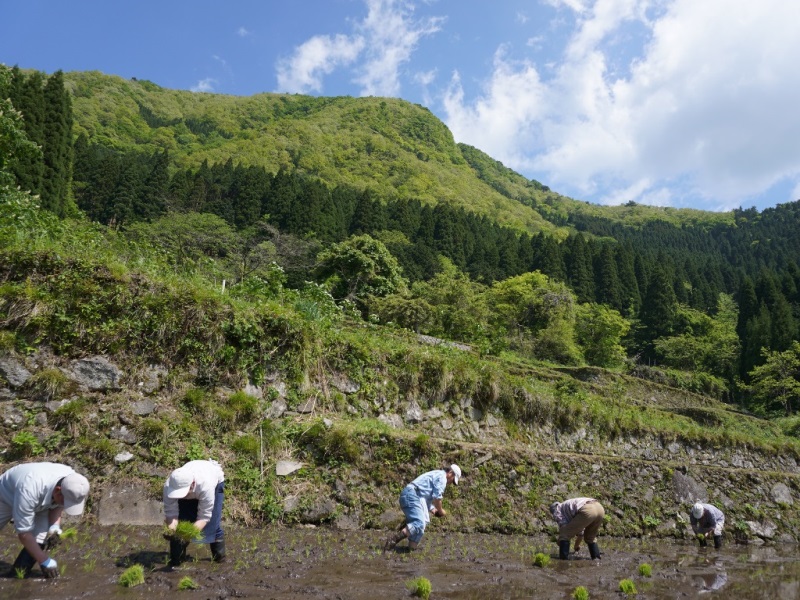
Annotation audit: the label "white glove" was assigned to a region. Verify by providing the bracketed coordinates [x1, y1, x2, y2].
[41, 557, 57, 568]
[48, 524, 63, 536]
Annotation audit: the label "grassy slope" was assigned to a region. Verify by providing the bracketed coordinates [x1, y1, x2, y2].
[1, 203, 798, 538]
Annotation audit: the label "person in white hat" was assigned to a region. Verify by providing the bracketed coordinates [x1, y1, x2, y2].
[0, 462, 90, 578]
[690, 502, 725, 548]
[384, 464, 461, 552]
[163, 459, 225, 567]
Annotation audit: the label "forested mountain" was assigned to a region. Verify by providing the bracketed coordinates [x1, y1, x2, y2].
[3, 65, 800, 417]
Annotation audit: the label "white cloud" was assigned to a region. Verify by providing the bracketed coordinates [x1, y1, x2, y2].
[191, 78, 216, 93]
[237, 27, 251, 37]
[276, 34, 365, 94]
[443, 0, 800, 209]
[790, 182, 800, 204]
[275, 0, 443, 97]
[352, 0, 444, 97]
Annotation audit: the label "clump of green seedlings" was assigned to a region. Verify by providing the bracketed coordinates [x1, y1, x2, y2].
[118, 564, 145, 588]
[533, 552, 551, 567]
[573, 586, 590, 600]
[60, 527, 78, 540]
[638, 563, 653, 577]
[406, 576, 432, 600]
[168, 521, 203, 543]
[178, 576, 200, 590]
[618, 579, 637, 595]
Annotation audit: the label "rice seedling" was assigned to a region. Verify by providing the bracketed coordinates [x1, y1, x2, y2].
[533, 552, 551, 567]
[638, 563, 653, 577]
[406, 576, 432, 600]
[118, 564, 145, 588]
[618, 579, 637, 595]
[178, 576, 200, 590]
[573, 586, 590, 600]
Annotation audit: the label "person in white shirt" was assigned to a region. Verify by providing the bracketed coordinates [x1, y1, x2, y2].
[691, 502, 725, 549]
[163, 459, 225, 566]
[0, 462, 90, 578]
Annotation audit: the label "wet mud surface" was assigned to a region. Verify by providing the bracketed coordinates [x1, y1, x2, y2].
[2, 525, 799, 598]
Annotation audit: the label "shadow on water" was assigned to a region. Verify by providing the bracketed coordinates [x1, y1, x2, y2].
[116, 550, 169, 570]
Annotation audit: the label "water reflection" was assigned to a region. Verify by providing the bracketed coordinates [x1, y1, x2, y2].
[698, 557, 727, 593]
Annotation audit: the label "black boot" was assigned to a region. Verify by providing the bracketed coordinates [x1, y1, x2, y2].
[169, 538, 188, 567]
[210, 540, 226, 562]
[383, 529, 408, 552]
[558, 539, 571, 560]
[10, 542, 45, 578]
[713, 535, 722, 549]
[588, 542, 602, 560]
[11, 549, 37, 578]
[698, 535, 708, 547]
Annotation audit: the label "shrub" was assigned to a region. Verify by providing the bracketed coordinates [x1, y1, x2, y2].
[27, 367, 71, 401]
[10, 431, 44, 458]
[573, 586, 589, 600]
[181, 387, 209, 415]
[50, 398, 88, 431]
[118, 564, 145, 587]
[638, 563, 652, 577]
[405, 576, 432, 600]
[227, 390, 259, 422]
[618, 579, 637, 595]
[533, 552, 551, 568]
[138, 417, 169, 447]
[232, 434, 260, 460]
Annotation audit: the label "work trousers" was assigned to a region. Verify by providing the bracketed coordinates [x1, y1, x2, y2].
[177, 481, 225, 544]
[558, 501, 605, 543]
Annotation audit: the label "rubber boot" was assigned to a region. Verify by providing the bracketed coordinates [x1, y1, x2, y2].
[588, 542, 602, 560]
[210, 540, 226, 562]
[713, 535, 722, 549]
[169, 538, 188, 567]
[383, 529, 408, 552]
[698, 535, 708, 547]
[10, 543, 45, 578]
[11, 549, 37, 578]
[558, 539, 571, 560]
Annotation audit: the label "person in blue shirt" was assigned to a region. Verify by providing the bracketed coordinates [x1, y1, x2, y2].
[384, 464, 461, 552]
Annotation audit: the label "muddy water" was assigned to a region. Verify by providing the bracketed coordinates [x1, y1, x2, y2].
[1, 525, 798, 598]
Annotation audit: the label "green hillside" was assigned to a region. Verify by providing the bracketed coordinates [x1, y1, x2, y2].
[65, 71, 734, 236]
[66, 71, 561, 235]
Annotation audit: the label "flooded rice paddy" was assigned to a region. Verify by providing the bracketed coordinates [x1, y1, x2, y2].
[2, 525, 799, 598]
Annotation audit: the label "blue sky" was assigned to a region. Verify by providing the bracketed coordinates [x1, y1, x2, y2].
[2, 0, 799, 213]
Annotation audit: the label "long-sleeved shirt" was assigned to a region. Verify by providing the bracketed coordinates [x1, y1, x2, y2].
[163, 460, 224, 522]
[0, 462, 76, 532]
[552, 497, 596, 527]
[691, 503, 725, 534]
[408, 470, 447, 512]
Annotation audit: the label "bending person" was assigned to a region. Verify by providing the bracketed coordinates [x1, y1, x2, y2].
[549, 497, 605, 560]
[384, 464, 461, 552]
[691, 502, 725, 549]
[163, 459, 226, 566]
[0, 462, 90, 578]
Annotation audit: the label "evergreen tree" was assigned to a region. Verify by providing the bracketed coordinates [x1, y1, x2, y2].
[638, 266, 678, 357]
[40, 70, 73, 216]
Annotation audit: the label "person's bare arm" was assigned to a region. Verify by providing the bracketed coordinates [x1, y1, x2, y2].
[431, 498, 446, 517]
